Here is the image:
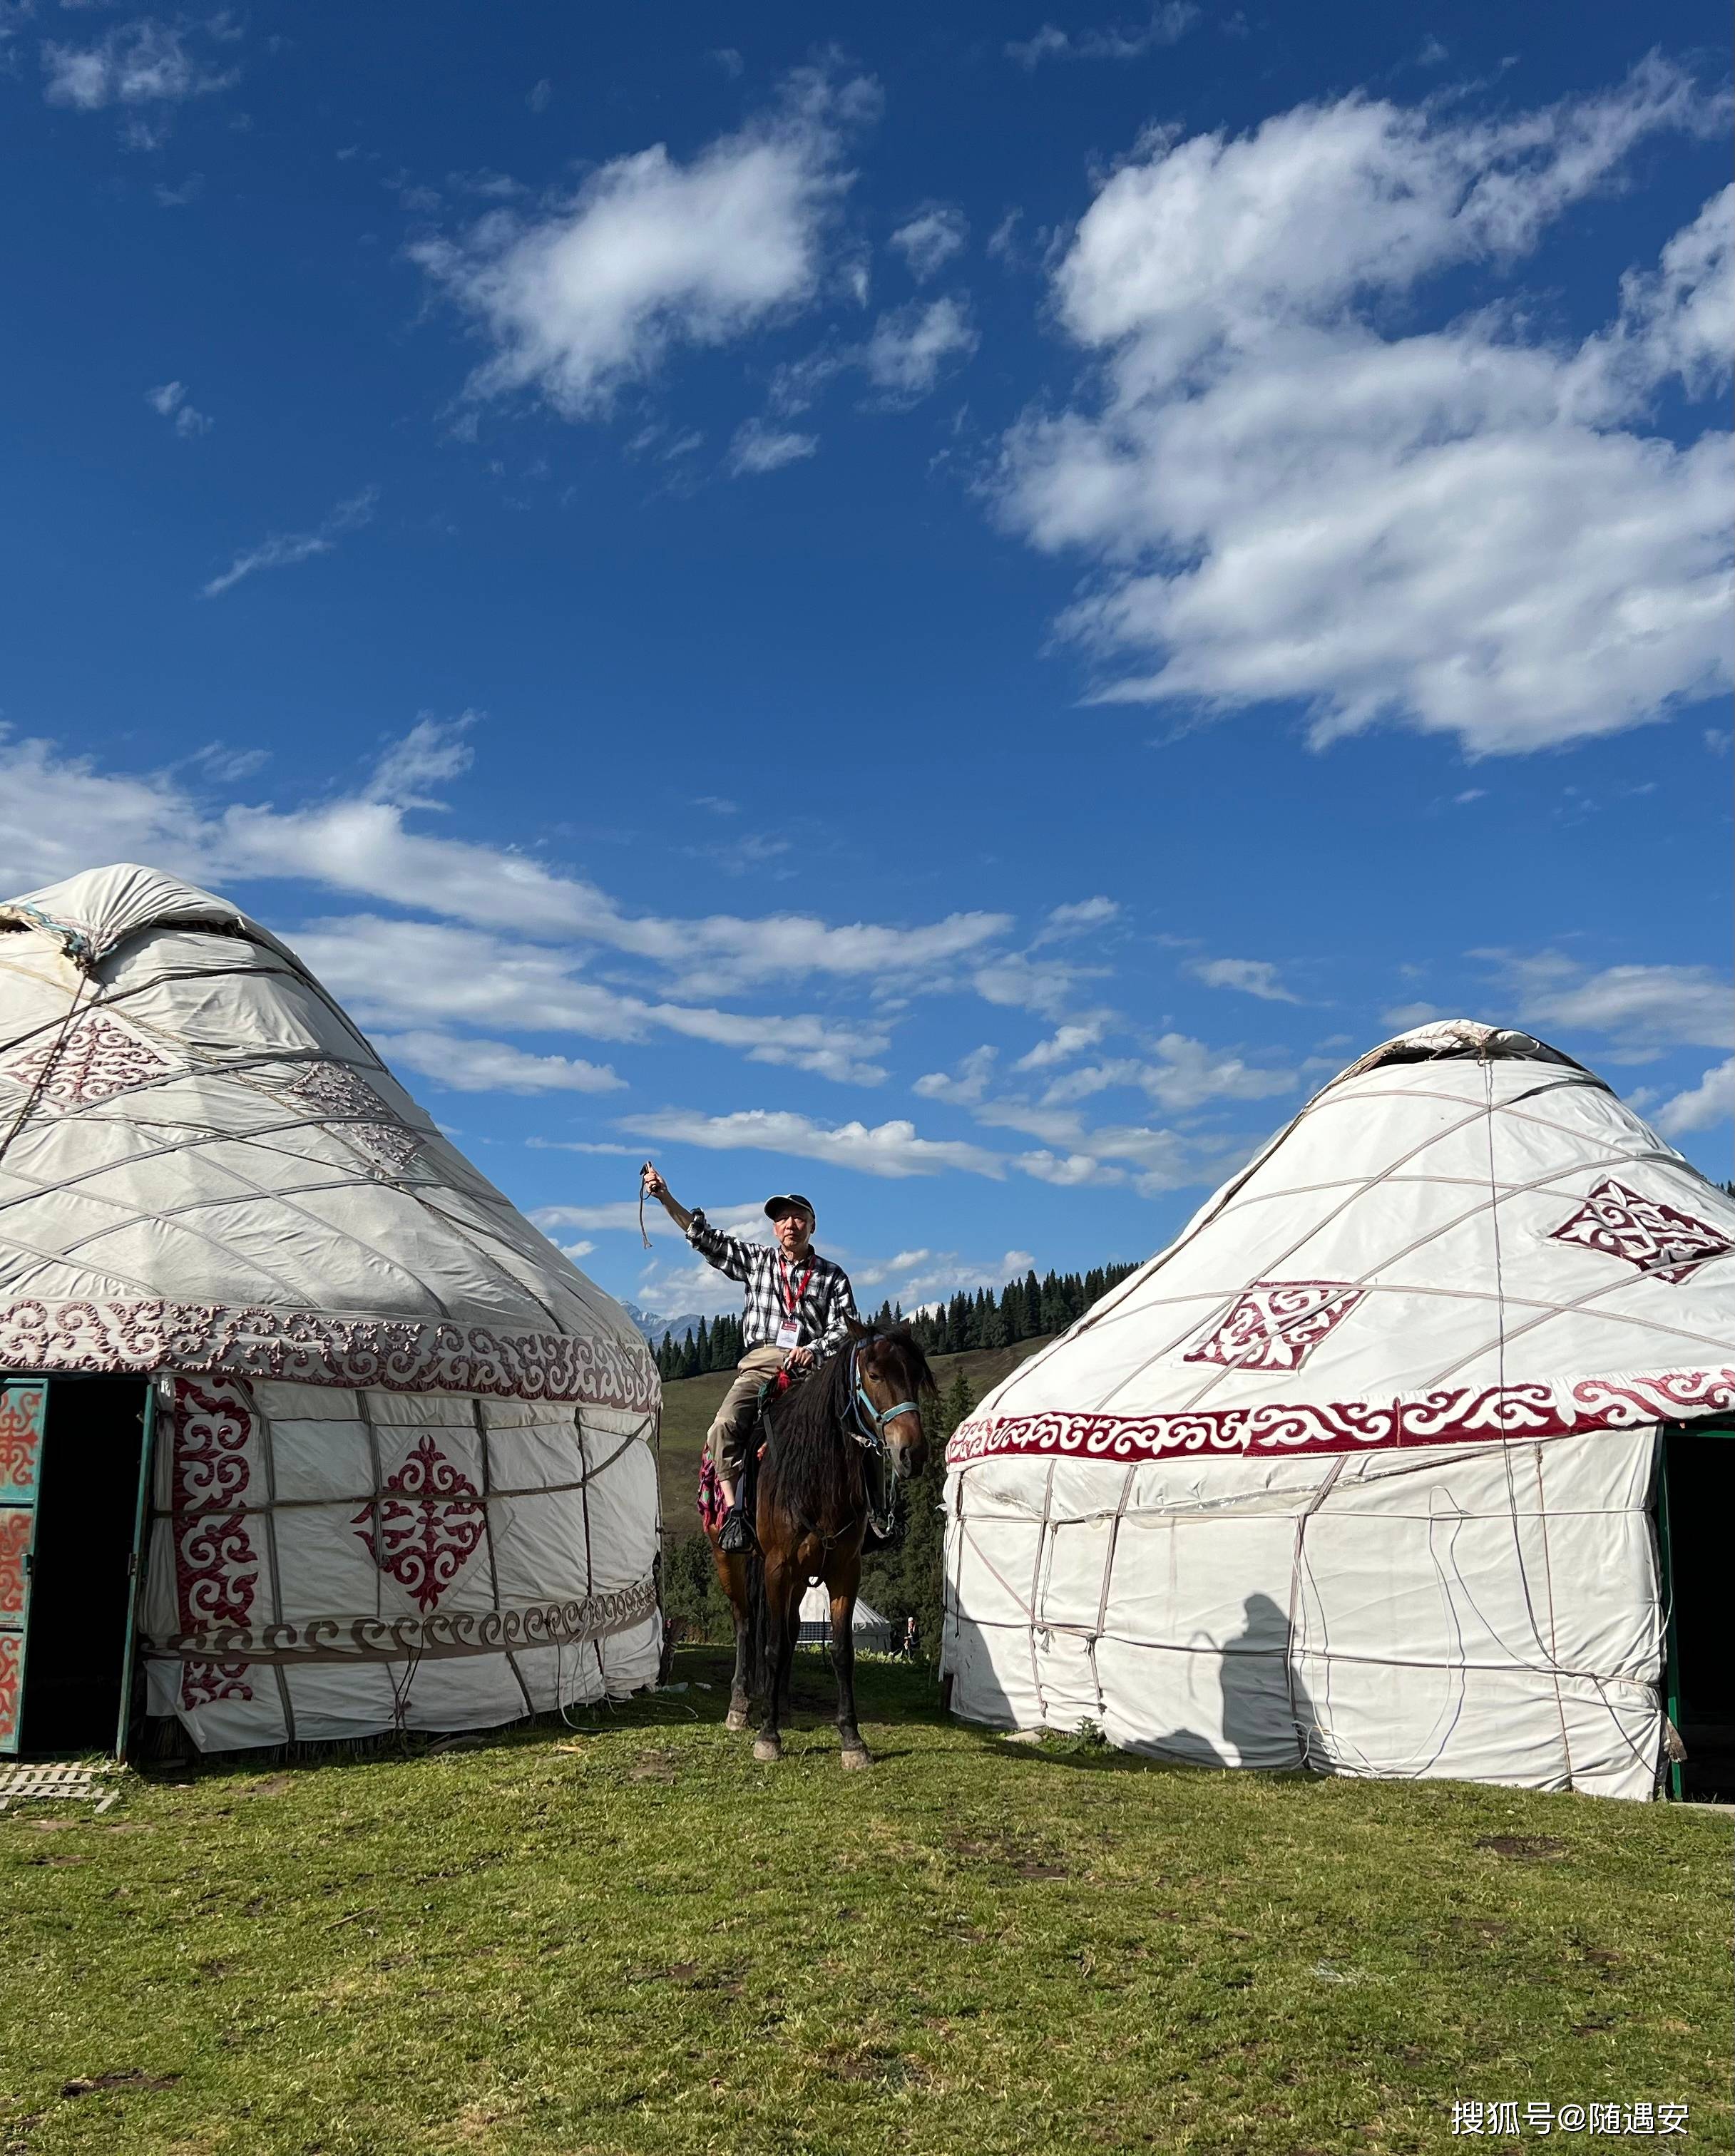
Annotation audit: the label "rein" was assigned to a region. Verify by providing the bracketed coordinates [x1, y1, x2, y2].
[843, 1340, 921, 1546]
[760, 1338, 920, 1553]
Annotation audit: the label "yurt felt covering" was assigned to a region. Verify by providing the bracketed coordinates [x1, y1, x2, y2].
[941, 1023, 1735, 1801]
[0, 866, 662, 1752]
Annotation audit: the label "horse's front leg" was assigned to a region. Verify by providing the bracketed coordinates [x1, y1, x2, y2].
[708, 1536, 753, 1733]
[829, 1551, 870, 1770]
[727, 1608, 753, 1732]
[754, 1556, 794, 1763]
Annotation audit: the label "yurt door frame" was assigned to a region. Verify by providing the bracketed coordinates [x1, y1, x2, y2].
[0, 1375, 156, 1760]
[1657, 1418, 1735, 1804]
[0, 1380, 49, 1756]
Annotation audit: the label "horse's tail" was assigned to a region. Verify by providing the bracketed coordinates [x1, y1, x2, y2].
[744, 1532, 771, 1700]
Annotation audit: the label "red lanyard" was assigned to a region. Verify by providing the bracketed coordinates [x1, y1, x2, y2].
[778, 1253, 814, 1315]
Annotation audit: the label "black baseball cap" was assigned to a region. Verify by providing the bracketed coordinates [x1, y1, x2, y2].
[764, 1192, 815, 1221]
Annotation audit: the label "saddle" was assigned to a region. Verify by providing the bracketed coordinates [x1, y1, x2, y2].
[705, 1369, 906, 1555]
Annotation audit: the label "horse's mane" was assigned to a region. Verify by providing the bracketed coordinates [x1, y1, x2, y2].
[761, 1325, 935, 1525]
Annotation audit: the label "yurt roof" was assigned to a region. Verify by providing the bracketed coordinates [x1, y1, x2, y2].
[798, 1583, 890, 1632]
[0, 865, 655, 1412]
[951, 1020, 1735, 1473]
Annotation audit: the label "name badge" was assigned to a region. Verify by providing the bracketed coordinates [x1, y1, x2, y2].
[776, 1322, 801, 1350]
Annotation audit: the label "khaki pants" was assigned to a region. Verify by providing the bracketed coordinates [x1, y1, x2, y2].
[707, 1343, 789, 1486]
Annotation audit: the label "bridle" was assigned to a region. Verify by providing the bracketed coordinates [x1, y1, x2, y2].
[844, 1339, 922, 1456]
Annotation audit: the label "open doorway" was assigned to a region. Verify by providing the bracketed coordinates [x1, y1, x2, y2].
[19, 1378, 151, 1757]
[1659, 1424, 1735, 1803]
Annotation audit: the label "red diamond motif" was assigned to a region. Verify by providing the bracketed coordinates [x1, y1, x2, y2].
[284, 1061, 422, 1179]
[0, 1012, 173, 1111]
[354, 1435, 485, 1612]
[1184, 1281, 1366, 1372]
[1550, 1179, 1732, 1285]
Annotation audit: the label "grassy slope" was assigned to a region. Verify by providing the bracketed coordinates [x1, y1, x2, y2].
[1, 1652, 1726, 2156]
[653, 1335, 1053, 1531]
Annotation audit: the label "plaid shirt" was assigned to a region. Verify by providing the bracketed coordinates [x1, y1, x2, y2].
[685, 1213, 858, 1357]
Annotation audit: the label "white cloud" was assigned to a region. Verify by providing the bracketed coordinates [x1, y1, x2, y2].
[372, 1030, 623, 1095]
[1037, 1032, 1295, 1112]
[1652, 1057, 1735, 1138]
[43, 17, 235, 109]
[228, 806, 1003, 997]
[1014, 1021, 1106, 1070]
[1487, 950, 1734, 1061]
[201, 488, 377, 600]
[558, 1240, 596, 1261]
[1581, 185, 1734, 408]
[997, 66, 1733, 756]
[861, 295, 977, 401]
[971, 950, 1099, 1018]
[0, 730, 1010, 1026]
[145, 380, 211, 436]
[1381, 1001, 1448, 1030]
[526, 1139, 640, 1156]
[0, 731, 190, 889]
[1187, 955, 1299, 1002]
[727, 419, 818, 476]
[1006, 4, 1196, 67]
[366, 713, 476, 806]
[1014, 1149, 1126, 1188]
[869, 1247, 1041, 1305]
[913, 1044, 999, 1105]
[292, 916, 892, 1084]
[414, 71, 874, 419]
[1033, 896, 1119, 945]
[889, 205, 967, 281]
[533, 1202, 670, 1235]
[526, 78, 552, 113]
[624, 1107, 1008, 1180]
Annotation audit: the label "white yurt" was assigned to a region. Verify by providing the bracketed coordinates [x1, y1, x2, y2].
[797, 1582, 894, 1654]
[0, 866, 660, 1758]
[941, 1022, 1735, 1801]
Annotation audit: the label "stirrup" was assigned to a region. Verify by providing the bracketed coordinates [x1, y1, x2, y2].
[718, 1506, 756, 1555]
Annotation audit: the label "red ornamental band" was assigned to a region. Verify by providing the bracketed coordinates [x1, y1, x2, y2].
[0, 1298, 658, 1411]
[946, 1365, 1735, 1468]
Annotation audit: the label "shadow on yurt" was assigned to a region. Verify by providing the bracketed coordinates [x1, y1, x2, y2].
[0, 867, 662, 1760]
[939, 1021, 1735, 1802]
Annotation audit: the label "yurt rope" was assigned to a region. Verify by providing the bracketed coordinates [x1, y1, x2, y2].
[1282, 1455, 1346, 1771]
[0, 970, 91, 1171]
[1483, 1061, 1577, 1787]
[474, 1400, 536, 1723]
[252, 1383, 299, 1744]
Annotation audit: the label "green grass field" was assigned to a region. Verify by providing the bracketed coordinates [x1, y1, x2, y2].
[652, 1336, 1050, 1530]
[3, 1650, 1727, 2156]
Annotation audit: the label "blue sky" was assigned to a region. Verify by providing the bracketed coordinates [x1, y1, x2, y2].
[1, 1, 1730, 1323]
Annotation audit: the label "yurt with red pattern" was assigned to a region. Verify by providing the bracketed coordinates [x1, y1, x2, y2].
[0, 866, 660, 1757]
[941, 1022, 1735, 1801]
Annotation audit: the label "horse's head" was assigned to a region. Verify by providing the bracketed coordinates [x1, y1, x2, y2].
[848, 1322, 935, 1481]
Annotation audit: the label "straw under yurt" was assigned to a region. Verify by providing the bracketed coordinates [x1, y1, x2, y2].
[0, 866, 661, 1757]
[940, 1021, 1735, 1801]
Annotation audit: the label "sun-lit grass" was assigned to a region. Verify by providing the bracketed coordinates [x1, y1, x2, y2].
[2, 1650, 1727, 2155]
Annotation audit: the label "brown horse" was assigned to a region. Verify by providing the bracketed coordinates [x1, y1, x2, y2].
[704, 1323, 933, 1768]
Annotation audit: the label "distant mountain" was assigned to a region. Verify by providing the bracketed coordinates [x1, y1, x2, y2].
[622, 1300, 708, 1345]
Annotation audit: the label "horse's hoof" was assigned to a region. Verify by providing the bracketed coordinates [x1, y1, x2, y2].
[840, 1745, 872, 1772]
[752, 1737, 782, 1765]
[725, 1706, 749, 1733]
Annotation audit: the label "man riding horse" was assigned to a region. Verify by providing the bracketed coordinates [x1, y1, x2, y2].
[639, 1166, 859, 1551]
[640, 1163, 933, 1766]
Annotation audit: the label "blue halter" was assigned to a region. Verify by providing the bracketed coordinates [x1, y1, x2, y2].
[845, 1341, 921, 1451]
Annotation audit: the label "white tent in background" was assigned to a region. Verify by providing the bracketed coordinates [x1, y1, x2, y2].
[797, 1581, 894, 1653]
[0, 866, 660, 1757]
[941, 1022, 1735, 1801]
